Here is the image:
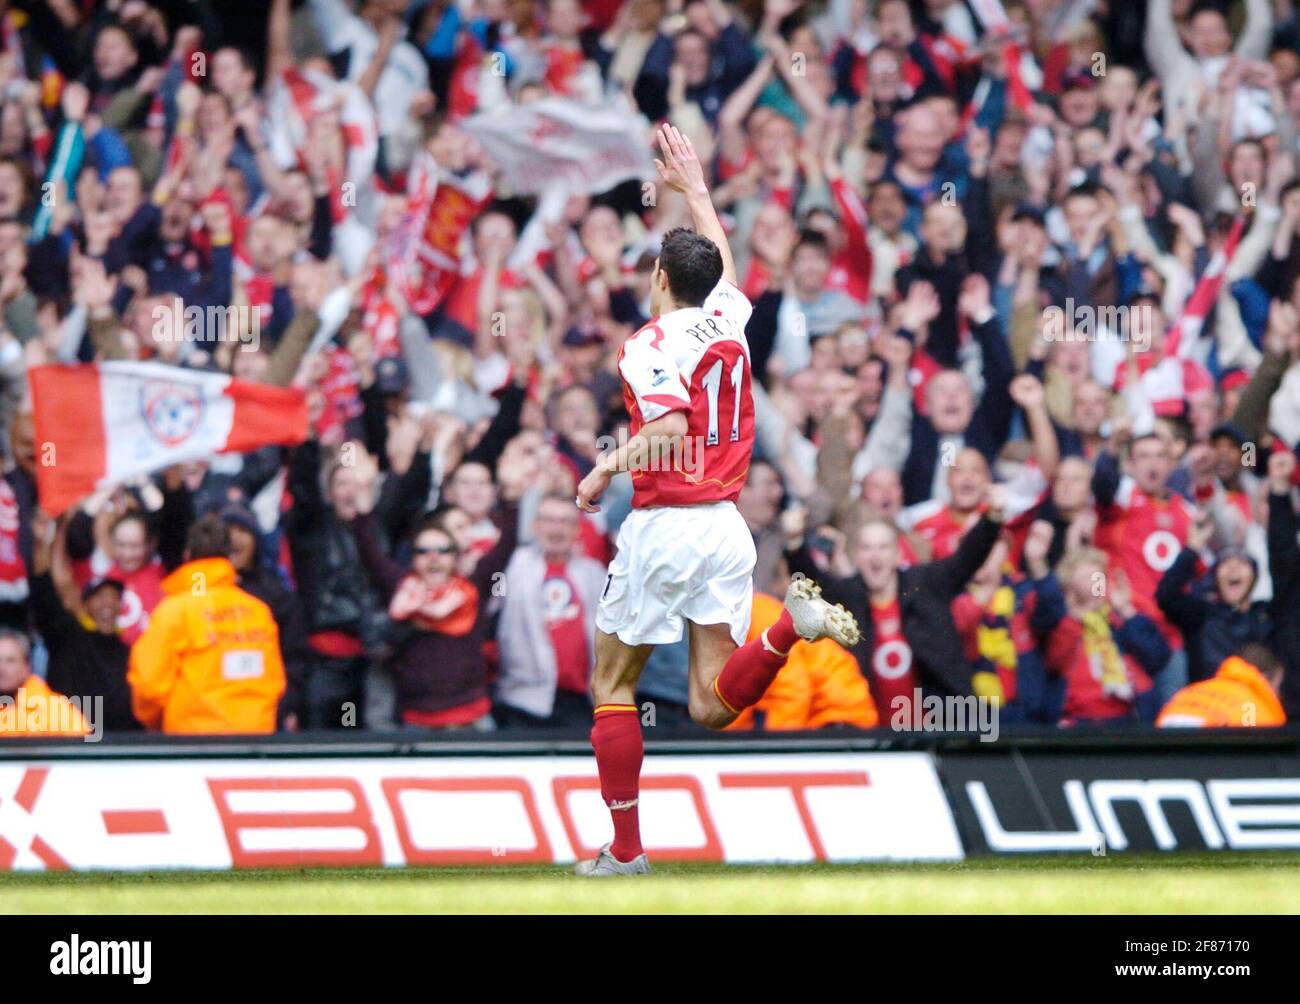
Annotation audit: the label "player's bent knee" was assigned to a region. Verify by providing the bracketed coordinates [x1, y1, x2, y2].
[688, 690, 735, 731]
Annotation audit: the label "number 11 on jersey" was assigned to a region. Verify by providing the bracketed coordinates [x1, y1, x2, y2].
[701, 354, 744, 447]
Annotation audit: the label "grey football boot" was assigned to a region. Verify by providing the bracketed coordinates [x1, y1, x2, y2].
[574, 843, 652, 877]
[784, 575, 862, 647]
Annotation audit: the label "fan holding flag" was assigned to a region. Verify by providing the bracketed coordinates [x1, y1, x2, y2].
[28, 361, 310, 518]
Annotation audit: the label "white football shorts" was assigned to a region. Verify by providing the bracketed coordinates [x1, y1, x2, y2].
[595, 501, 756, 647]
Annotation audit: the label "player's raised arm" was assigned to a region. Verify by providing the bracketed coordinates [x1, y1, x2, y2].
[654, 124, 737, 287]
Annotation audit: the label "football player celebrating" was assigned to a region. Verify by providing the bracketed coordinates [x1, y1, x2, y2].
[573, 125, 860, 876]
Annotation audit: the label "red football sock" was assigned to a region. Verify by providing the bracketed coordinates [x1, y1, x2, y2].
[713, 609, 798, 713]
[590, 705, 644, 862]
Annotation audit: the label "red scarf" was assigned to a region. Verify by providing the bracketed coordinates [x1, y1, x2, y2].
[389, 575, 478, 636]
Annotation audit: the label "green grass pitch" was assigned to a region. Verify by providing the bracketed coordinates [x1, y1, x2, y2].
[2, 854, 1299, 913]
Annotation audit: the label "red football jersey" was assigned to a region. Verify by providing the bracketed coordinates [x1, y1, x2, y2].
[108, 560, 165, 646]
[901, 500, 972, 560]
[1094, 479, 1196, 648]
[868, 598, 919, 717]
[618, 281, 756, 508]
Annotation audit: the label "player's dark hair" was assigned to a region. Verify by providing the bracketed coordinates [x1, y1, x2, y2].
[657, 227, 723, 307]
[186, 514, 231, 561]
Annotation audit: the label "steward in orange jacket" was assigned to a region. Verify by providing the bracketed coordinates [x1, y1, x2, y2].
[1157, 647, 1287, 728]
[727, 592, 879, 731]
[128, 517, 285, 734]
[0, 669, 89, 737]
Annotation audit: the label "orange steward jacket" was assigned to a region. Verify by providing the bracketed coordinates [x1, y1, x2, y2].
[0, 674, 89, 737]
[727, 592, 879, 731]
[128, 557, 285, 734]
[1157, 655, 1286, 728]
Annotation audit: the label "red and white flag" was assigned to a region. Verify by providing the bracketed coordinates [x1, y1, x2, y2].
[460, 96, 653, 197]
[1164, 214, 1246, 358]
[265, 67, 378, 201]
[385, 152, 493, 316]
[29, 362, 309, 516]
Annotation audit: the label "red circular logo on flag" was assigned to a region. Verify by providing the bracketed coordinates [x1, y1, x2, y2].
[140, 380, 205, 447]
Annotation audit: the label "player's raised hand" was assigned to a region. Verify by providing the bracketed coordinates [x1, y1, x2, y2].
[576, 463, 612, 514]
[654, 124, 707, 198]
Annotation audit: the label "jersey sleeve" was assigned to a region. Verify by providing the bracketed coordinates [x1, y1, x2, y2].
[619, 331, 691, 423]
[702, 279, 754, 331]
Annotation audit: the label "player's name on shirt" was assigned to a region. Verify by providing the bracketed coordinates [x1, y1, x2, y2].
[680, 313, 733, 346]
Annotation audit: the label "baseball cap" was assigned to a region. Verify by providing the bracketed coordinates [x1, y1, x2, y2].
[219, 502, 259, 537]
[562, 326, 604, 349]
[1011, 202, 1047, 226]
[374, 355, 410, 397]
[1060, 69, 1097, 93]
[81, 576, 125, 602]
[1209, 421, 1248, 448]
[1219, 369, 1250, 392]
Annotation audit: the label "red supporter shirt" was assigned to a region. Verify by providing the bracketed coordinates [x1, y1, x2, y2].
[619, 280, 756, 508]
[542, 562, 589, 695]
[826, 178, 873, 304]
[1043, 613, 1153, 722]
[868, 598, 919, 717]
[108, 560, 165, 646]
[443, 266, 526, 334]
[1094, 479, 1195, 649]
[1112, 353, 1214, 417]
[902, 501, 973, 561]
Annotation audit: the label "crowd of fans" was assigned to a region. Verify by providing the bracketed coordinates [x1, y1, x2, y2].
[1, 0, 1299, 737]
